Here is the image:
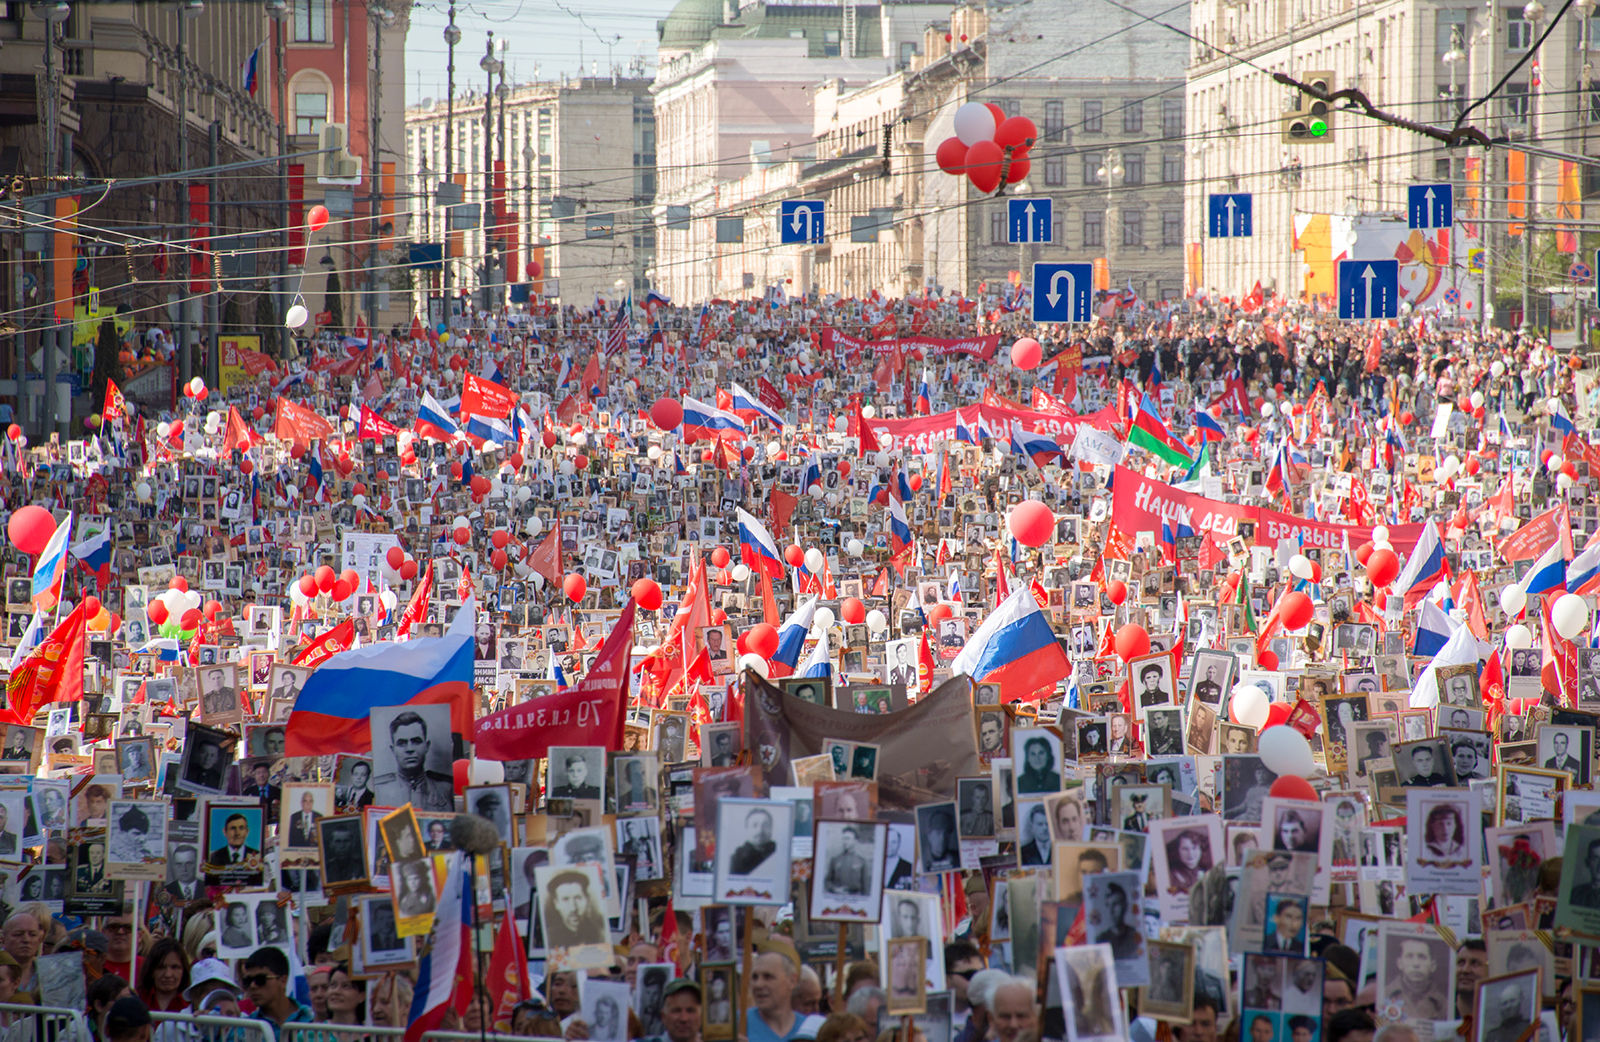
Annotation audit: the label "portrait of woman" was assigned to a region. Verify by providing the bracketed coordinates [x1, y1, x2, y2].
[1423, 802, 1466, 860]
[1164, 828, 1212, 894]
[1016, 733, 1061, 794]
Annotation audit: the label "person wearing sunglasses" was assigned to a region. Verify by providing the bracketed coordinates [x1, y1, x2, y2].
[240, 948, 313, 1033]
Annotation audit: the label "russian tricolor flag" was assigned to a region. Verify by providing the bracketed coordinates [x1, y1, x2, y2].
[1570, 534, 1600, 596]
[730, 382, 784, 428]
[30, 511, 72, 610]
[416, 391, 460, 442]
[800, 450, 822, 492]
[799, 628, 832, 679]
[285, 598, 476, 756]
[464, 411, 513, 447]
[772, 595, 818, 674]
[1551, 401, 1577, 436]
[736, 507, 786, 580]
[69, 526, 112, 588]
[1520, 540, 1568, 599]
[680, 396, 747, 442]
[1412, 599, 1458, 658]
[950, 585, 1071, 701]
[1394, 520, 1446, 608]
[405, 853, 472, 1042]
[1009, 422, 1063, 468]
[954, 409, 978, 445]
[916, 370, 932, 415]
[1193, 407, 1227, 444]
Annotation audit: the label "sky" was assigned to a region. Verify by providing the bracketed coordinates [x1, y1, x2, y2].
[402, 0, 681, 105]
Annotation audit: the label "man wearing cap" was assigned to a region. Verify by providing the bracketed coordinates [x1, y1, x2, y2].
[640, 978, 703, 1042]
[823, 826, 870, 897]
[1122, 793, 1149, 833]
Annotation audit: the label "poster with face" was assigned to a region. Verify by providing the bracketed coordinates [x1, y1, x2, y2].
[1150, 815, 1223, 922]
[1405, 787, 1482, 896]
[1374, 921, 1455, 1027]
[1053, 943, 1125, 1042]
[1083, 870, 1147, 986]
[712, 798, 793, 905]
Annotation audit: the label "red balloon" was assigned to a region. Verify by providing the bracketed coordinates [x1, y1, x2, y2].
[4, 424, 18, 442]
[339, 569, 359, 591]
[452, 759, 470, 796]
[1399, 411, 1416, 426]
[1003, 158, 1031, 184]
[306, 204, 330, 232]
[6, 505, 56, 556]
[994, 115, 1038, 151]
[1269, 775, 1319, 801]
[180, 608, 202, 631]
[711, 608, 728, 626]
[541, 430, 558, 449]
[1008, 500, 1055, 547]
[1466, 458, 1480, 476]
[453, 526, 470, 546]
[400, 560, 419, 581]
[837, 460, 851, 479]
[747, 623, 780, 659]
[490, 530, 510, 549]
[298, 574, 318, 598]
[928, 604, 953, 624]
[146, 601, 169, 624]
[526, 260, 543, 280]
[1354, 541, 1374, 566]
[965, 140, 1005, 193]
[1114, 624, 1150, 662]
[1309, 562, 1322, 583]
[1280, 591, 1314, 630]
[632, 578, 663, 611]
[984, 102, 1006, 127]
[386, 546, 405, 569]
[700, 449, 715, 463]
[909, 474, 923, 492]
[710, 547, 731, 568]
[785, 545, 805, 567]
[650, 398, 684, 430]
[470, 474, 490, 495]
[1264, 702, 1292, 729]
[574, 454, 588, 470]
[508, 452, 524, 470]
[491, 548, 509, 571]
[1257, 649, 1280, 670]
[314, 566, 336, 593]
[202, 600, 221, 621]
[564, 573, 587, 603]
[935, 136, 969, 175]
[1011, 337, 1042, 370]
[171, 576, 190, 593]
[840, 597, 866, 624]
[1366, 548, 1400, 587]
[1107, 580, 1127, 606]
[331, 579, 352, 602]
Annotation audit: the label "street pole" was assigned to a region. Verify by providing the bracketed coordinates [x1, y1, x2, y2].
[443, 4, 460, 321]
[271, 0, 289, 357]
[36, 3, 65, 436]
[369, 4, 393, 338]
[482, 32, 497, 317]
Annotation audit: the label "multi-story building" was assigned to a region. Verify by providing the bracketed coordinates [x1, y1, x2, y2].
[650, 0, 947, 303]
[1183, 0, 1568, 311]
[406, 73, 655, 311]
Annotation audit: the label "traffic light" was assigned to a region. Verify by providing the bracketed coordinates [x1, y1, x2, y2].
[1283, 71, 1334, 143]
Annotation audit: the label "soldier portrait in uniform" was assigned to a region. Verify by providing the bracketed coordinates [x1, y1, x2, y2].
[1375, 924, 1453, 1024]
[809, 819, 886, 922]
[1474, 969, 1539, 1042]
[547, 745, 606, 802]
[370, 704, 454, 812]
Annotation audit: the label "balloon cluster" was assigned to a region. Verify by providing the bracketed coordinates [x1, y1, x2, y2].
[181, 377, 208, 401]
[934, 102, 1037, 194]
[146, 577, 207, 638]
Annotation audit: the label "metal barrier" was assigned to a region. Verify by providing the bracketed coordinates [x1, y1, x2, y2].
[283, 1023, 406, 1042]
[422, 1032, 563, 1042]
[0, 1001, 88, 1042]
[150, 1009, 277, 1042]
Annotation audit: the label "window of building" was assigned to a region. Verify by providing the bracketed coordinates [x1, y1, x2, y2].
[1051, 212, 1063, 244]
[1082, 151, 1103, 185]
[293, 91, 327, 135]
[1588, 79, 1600, 122]
[586, 214, 614, 239]
[1162, 150, 1182, 182]
[1161, 98, 1183, 138]
[1123, 100, 1143, 133]
[1044, 153, 1064, 185]
[1504, 82, 1529, 120]
[1436, 9, 1469, 54]
[1083, 210, 1104, 247]
[1083, 100, 1103, 133]
[1162, 210, 1182, 246]
[292, 0, 328, 43]
[1044, 100, 1064, 138]
[990, 210, 1006, 244]
[899, 41, 917, 67]
[822, 29, 841, 57]
[1506, 6, 1531, 49]
[1122, 210, 1144, 246]
[998, 99, 1021, 118]
[1124, 152, 1145, 185]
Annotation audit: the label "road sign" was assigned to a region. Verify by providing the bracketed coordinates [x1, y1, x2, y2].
[1008, 198, 1053, 244]
[1207, 193, 1252, 238]
[1443, 287, 1461, 305]
[778, 200, 825, 244]
[1571, 262, 1592, 282]
[1031, 262, 1094, 323]
[1467, 247, 1484, 274]
[1336, 259, 1400, 320]
[1407, 184, 1453, 229]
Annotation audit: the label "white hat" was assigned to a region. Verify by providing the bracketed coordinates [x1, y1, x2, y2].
[184, 957, 240, 1003]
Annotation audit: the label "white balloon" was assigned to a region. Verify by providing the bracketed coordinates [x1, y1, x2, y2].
[730, 563, 751, 582]
[1501, 584, 1527, 617]
[874, 451, 891, 469]
[804, 547, 825, 573]
[182, 590, 201, 613]
[1470, 391, 1485, 409]
[846, 539, 865, 557]
[824, 491, 840, 506]
[135, 482, 152, 502]
[866, 609, 887, 631]
[559, 460, 575, 476]
[572, 431, 588, 447]
[1552, 593, 1591, 641]
[647, 445, 662, 461]
[1491, 360, 1506, 377]
[814, 606, 836, 630]
[739, 653, 770, 679]
[834, 416, 849, 433]
[1288, 554, 1313, 581]
[516, 486, 533, 504]
[953, 101, 999, 146]
[1559, 473, 1575, 492]
[767, 440, 782, 456]
[1230, 684, 1270, 729]
[469, 760, 504, 784]
[1279, 400, 1293, 417]
[352, 494, 366, 508]
[380, 590, 398, 611]
[1258, 725, 1315, 777]
[156, 422, 171, 438]
[284, 304, 310, 329]
[807, 485, 824, 499]
[1505, 623, 1534, 649]
[861, 404, 876, 420]
[1259, 403, 1274, 419]
[1549, 454, 1565, 473]
[289, 584, 307, 606]
[1371, 525, 1390, 544]
[189, 376, 206, 395]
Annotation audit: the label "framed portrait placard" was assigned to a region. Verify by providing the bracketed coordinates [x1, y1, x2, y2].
[712, 797, 793, 906]
[809, 819, 886, 922]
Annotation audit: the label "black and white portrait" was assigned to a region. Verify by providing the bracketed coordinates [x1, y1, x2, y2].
[360, 894, 413, 966]
[546, 745, 606, 802]
[1395, 737, 1454, 787]
[713, 798, 793, 905]
[535, 863, 610, 951]
[1012, 728, 1062, 794]
[613, 754, 660, 815]
[176, 724, 233, 794]
[914, 801, 960, 874]
[1054, 943, 1125, 1042]
[810, 820, 886, 922]
[1084, 870, 1147, 985]
[317, 816, 368, 888]
[1538, 725, 1592, 785]
[369, 704, 455, 812]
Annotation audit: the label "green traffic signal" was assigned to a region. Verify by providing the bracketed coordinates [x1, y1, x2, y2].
[1309, 118, 1328, 137]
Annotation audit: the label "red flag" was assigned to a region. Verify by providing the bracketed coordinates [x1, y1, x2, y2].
[917, 628, 934, 701]
[871, 569, 888, 597]
[2, 602, 87, 725]
[103, 379, 127, 421]
[770, 490, 799, 536]
[759, 571, 779, 627]
[581, 350, 603, 396]
[1481, 648, 1506, 732]
[293, 619, 355, 668]
[396, 561, 434, 639]
[462, 372, 517, 419]
[529, 524, 562, 585]
[357, 405, 400, 441]
[272, 397, 334, 442]
[487, 897, 531, 1032]
[1454, 571, 1490, 643]
[856, 401, 880, 452]
[757, 377, 787, 414]
[456, 564, 474, 601]
[222, 406, 258, 454]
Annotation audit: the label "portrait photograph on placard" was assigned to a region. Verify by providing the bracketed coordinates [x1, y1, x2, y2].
[712, 797, 793, 905]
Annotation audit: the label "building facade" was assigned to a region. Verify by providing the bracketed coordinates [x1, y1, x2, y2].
[406, 74, 656, 311]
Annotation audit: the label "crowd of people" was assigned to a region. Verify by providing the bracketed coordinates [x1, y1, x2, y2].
[0, 286, 1591, 1042]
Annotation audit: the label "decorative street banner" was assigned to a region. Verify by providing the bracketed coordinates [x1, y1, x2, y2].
[862, 402, 1121, 453]
[820, 328, 1002, 362]
[1110, 465, 1427, 553]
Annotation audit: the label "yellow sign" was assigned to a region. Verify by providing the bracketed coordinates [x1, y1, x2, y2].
[71, 288, 131, 348]
[218, 335, 262, 393]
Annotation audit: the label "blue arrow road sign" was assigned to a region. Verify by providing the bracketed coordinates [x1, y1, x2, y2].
[1007, 198, 1052, 244]
[1207, 193, 1252, 238]
[1407, 184, 1453, 229]
[1031, 262, 1093, 323]
[778, 200, 825, 244]
[1337, 260, 1400, 320]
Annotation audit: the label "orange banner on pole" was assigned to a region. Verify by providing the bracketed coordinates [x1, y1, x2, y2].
[1508, 151, 1527, 236]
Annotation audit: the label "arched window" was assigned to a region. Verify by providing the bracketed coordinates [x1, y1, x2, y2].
[289, 70, 333, 136]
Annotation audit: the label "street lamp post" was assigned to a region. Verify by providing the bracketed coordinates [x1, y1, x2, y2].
[175, 0, 204, 392]
[30, 0, 69, 436]
[480, 33, 503, 315]
[443, 4, 460, 317]
[267, 0, 289, 357]
[522, 143, 536, 291]
[368, 2, 395, 337]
